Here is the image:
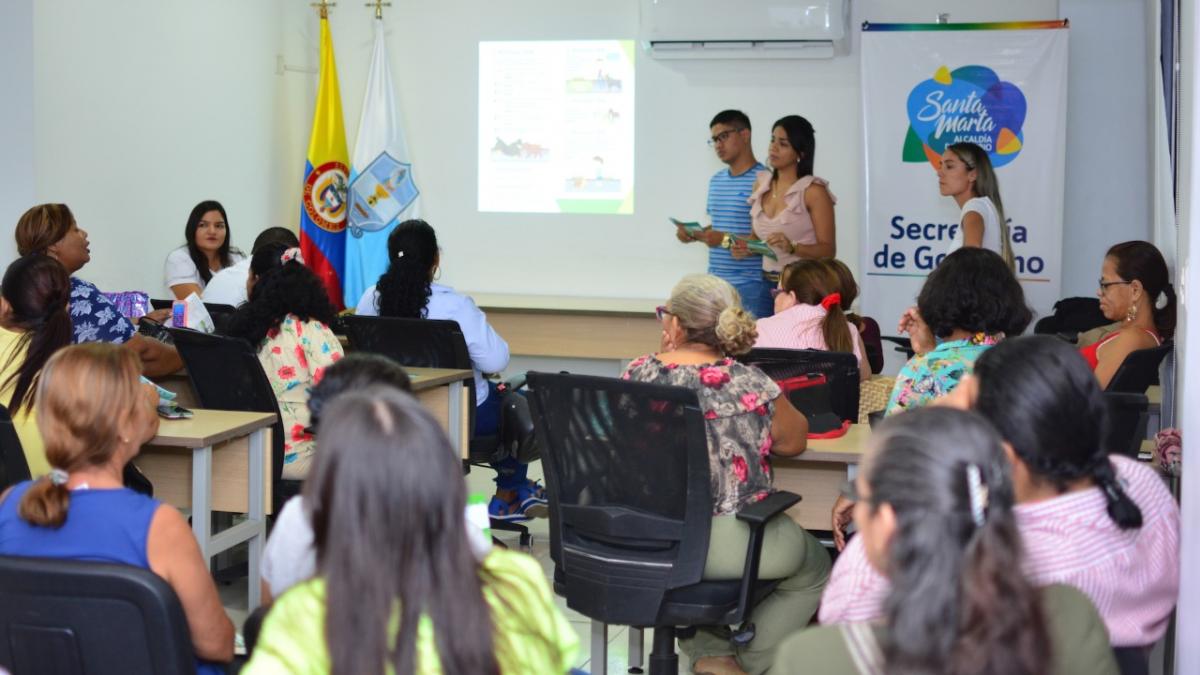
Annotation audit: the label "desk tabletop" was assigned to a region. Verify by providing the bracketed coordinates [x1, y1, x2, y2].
[783, 423, 871, 464]
[149, 410, 277, 448]
[407, 367, 474, 391]
[468, 292, 657, 317]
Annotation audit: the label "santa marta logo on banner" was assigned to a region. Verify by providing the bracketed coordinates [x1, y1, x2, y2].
[348, 152, 419, 238]
[877, 64, 1043, 277]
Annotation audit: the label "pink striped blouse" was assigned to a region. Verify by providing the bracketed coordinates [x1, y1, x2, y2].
[754, 303, 863, 366]
[818, 455, 1180, 647]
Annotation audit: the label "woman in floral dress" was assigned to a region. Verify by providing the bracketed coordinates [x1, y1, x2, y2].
[226, 244, 343, 479]
[622, 274, 829, 675]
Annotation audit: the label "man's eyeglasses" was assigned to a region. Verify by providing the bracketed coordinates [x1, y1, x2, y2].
[708, 128, 746, 147]
[1098, 279, 1133, 292]
[656, 305, 671, 321]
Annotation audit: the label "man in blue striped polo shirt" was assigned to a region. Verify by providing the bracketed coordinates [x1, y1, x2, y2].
[676, 110, 771, 318]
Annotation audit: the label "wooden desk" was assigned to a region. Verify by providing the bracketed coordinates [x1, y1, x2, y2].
[772, 424, 870, 532]
[137, 410, 276, 611]
[470, 293, 660, 360]
[407, 367, 473, 459]
[156, 366, 472, 460]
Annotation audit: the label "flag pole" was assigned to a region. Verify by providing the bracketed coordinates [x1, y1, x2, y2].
[310, 0, 336, 19]
[365, 0, 391, 19]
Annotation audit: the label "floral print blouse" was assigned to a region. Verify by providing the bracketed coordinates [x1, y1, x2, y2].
[884, 332, 1003, 415]
[622, 355, 782, 516]
[258, 315, 344, 479]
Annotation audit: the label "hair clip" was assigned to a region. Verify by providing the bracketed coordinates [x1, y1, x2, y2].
[48, 468, 69, 486]
[396, 250, 405, 259]
[280, 247, 305, 266]
[965, 464, 988, 528]
[1155, 290, 1169, 310]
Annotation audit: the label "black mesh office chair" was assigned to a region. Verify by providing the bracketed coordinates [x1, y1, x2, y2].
[1107, 342, 1173, 394]
[167, 328, 295, 512]
[341, 315, 538, 543]
[527, 372, 801, 675]
[0, 556, 196, 675]
[739, 348, 861, 423]
[0, 403, 30, 491]
[1103, 392, 1150, 459]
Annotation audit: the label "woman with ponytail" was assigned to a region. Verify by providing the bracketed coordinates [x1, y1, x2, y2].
[778, 407, 1116, 675]
[1084, 240, 1175, 388]
[754, 259, 870, 381]
[0, 343, 234, 673]
[623, 274, 826, 675]
[227, 243, 344, 479]
[354, 220, 535, 521]
[938, 142, 1014, 267]
[822, 336, 1179, 655]
[0, 255, 74, 475]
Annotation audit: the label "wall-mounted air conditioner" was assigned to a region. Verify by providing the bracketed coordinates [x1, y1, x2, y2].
[639, 0, 849, 60]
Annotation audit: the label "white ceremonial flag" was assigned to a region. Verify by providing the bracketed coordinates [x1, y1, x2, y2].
[344, 18, 421, 308]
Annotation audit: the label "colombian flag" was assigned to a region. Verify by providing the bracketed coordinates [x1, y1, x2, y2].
[299, 16, 349, 310]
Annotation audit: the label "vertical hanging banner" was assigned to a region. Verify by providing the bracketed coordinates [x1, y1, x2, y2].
[300, 14, 350, 311]
[344, 18, 421, 309]
[860, 22, 1069, 324]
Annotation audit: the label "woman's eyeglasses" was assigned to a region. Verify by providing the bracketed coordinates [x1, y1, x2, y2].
[770, 288, 787, 298]
[1098, 279, 1133, 292]
[655, 305, 670, 321]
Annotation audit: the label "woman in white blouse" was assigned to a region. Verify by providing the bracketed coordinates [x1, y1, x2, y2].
[164, 200, 245, 299]
[937, 142, 1013, 267]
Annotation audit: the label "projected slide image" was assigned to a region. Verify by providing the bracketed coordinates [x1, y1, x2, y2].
[479, 40, 635, 214]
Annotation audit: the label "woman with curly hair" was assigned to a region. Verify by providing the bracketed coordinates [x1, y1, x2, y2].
[887, 246, 1031, 414]
[622, 274, 826, 675]
[352, 221, 534, 520]
[227, 244, 343, 479]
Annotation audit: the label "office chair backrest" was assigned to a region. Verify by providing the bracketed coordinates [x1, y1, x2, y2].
[1103, 392, 1149, 459]
[1107, 342, 1173, 394]
[739, 348, 861, 422]
[167, 328, 286, 502]
[0, 556, 194, 675]
[526, 372, 712, 625]
[341, 315, 477, 434]
[0, 403, 30, 491]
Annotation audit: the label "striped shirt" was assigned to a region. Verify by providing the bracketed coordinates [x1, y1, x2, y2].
[754, 303, 864, 366]
[707, 163, 766, 284]
[818, 456, 1180, 647]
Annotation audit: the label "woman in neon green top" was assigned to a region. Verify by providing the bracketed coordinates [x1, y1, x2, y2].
[0, 254, 74, 477]
[243, 387, 578, 675]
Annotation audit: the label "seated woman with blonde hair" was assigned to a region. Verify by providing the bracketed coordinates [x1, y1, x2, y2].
[0, 343, 234, 673]
[622, 274, 827, 675]
[754, 259, 871, 382]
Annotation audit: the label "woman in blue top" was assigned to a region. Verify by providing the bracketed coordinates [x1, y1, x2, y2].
[0, 343, 234, 674]
[354, 219, 545, 521]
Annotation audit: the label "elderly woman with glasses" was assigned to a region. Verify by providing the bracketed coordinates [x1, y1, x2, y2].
[630, 274, 827, 675]
[1081, 241, 1174, 388]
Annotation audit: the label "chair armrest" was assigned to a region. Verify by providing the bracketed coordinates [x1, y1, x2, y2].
[735, 491, 802, 528]
[730, 491, 802, 628]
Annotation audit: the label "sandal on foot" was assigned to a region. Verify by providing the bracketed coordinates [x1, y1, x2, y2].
[488, 494, 530, 522]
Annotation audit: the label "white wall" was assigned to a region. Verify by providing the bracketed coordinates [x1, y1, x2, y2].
[31, 0, 286, 296]
[1060, 0, 1153, 297]
[23, 0, 1158, 316]
[0, 0, 34, 266]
